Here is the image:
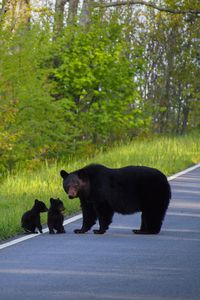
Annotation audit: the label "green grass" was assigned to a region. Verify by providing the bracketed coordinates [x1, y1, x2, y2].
[0, 134, 199, 240]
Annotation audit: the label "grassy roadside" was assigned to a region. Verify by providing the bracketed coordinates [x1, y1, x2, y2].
[0, 134, 199, 240]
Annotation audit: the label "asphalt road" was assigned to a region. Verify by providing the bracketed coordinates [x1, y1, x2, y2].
[0, 165, 200, 300]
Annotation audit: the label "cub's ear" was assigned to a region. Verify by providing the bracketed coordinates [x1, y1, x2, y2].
[60, 170, 69, 179]
[50, 198, 54, 204]
[35, 199, 39, 204]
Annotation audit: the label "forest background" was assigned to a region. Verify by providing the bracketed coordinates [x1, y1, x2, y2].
[0, 0, 200, 175]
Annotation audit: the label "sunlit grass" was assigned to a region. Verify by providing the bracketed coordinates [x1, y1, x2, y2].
[0, 133, 199, 240]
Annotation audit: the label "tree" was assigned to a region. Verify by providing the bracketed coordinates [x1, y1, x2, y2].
[140, 9, 200, 134]
[51, 16, 148, 146]
[53, 0, 67, 37]
[95, 0, 200, 15]
[0, 0, 30, 31]
[0, 0, 199, 173]
[68, 0, 79, 24]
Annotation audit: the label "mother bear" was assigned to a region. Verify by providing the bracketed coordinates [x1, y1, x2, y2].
[60, 164, 171, 235]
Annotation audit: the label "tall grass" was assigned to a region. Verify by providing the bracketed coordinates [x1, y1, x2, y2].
[0, 134, 199, 240]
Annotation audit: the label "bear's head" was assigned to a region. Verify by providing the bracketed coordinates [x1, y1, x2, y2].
[49, 198, 65, 212]
[34, 199, 48, 212]
[60, 169, 89, 199]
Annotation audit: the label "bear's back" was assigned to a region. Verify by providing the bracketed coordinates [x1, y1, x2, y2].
[85, 164, 171, 210]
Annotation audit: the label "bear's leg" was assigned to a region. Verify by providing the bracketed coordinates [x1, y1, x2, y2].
[48, 220, 55, 234]
[74, 201, 97, 234]
[23, 227, 38, 234]
[29, 224, 38, 234]
[93, 205, 114, 234]
[55, 223, 66, 233]
[35, 216, 43, 233]
[54, 216, 66, 233]
[132, 211, 148, 234]
[22, 221, 38, 234]
[56, 226, 66, 234]
[48, 226, 55, 234]
[133, 211, 162, 235]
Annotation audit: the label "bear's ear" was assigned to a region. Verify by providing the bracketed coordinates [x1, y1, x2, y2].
[35, 199, 39, 204]
[60, 170, 69, 179]
[50, 198, 54, 204]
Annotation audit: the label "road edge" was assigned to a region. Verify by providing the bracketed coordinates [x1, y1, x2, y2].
[0, 214, 82, 250]
[168, 163, 200, 181]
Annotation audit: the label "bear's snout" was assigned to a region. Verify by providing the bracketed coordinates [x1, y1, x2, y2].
[68, 187, 77, 199]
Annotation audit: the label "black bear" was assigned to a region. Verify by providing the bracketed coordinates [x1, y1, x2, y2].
[21, 199, 48, 234]
[60, 164, 171, 235]
[47, 198, 66, 234]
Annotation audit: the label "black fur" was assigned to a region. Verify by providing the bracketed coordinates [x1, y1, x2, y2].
[60, 164, 171, 235]
[47, 198, 66, 234]
[21, 199, 48, 234]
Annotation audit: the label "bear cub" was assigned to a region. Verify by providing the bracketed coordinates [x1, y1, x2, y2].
[21, 199, 48, 234]
[48, 198, 66, 234]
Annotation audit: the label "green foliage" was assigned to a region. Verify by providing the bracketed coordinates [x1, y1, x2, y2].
[0, 23, 81, 172]
[0, 24, 55, 171]
[0, 14, 149, 173]
[51, 18, 147, 146]
[0, 2, 199, 174]
[141, 7, 200, 133]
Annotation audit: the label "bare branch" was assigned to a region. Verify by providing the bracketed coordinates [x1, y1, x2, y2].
[96, 1, 200, 15]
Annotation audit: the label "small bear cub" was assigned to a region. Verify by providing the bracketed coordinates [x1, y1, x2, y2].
[21, 199, 48, 234]
[48, 198, 66, 234]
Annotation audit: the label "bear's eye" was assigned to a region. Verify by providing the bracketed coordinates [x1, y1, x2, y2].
[66, 183, 79, 191]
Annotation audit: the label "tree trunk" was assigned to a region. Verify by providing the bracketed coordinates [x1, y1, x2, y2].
[79, 0, 94, 26]
[159, 30, 174, 133]
[53, 0, 67, 38]
[67, 0, 79, 24]
[176, 84, 182, 134]
[181, 100, 190, 135]
[1, 0, 30, 31]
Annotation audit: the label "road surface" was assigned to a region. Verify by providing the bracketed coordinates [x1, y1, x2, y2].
[0, 164, 200, 300]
